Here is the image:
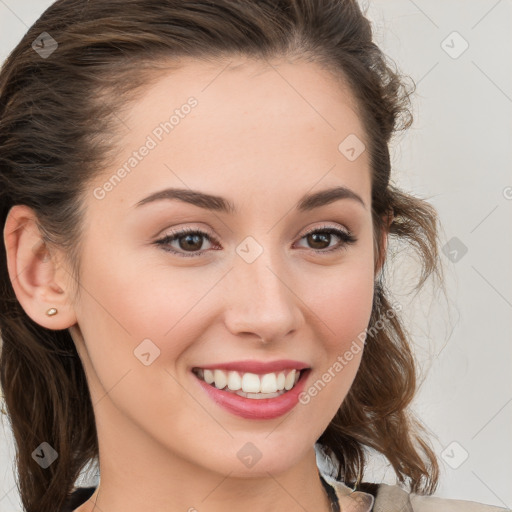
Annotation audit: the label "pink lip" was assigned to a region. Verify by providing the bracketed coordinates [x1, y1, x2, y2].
[193, 368, 311, 420]
[195, 359, 310, 374]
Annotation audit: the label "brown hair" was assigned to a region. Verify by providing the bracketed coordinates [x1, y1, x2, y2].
[0, 1, 441, 511]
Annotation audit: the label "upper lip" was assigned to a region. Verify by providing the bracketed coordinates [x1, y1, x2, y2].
[193, 359, 310, 374]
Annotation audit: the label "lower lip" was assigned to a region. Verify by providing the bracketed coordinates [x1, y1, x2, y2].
[193, 370, 310, 420]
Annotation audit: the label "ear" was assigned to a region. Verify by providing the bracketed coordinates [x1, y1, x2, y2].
[3, 205, 78, 330]
[374, 209, 393, 277]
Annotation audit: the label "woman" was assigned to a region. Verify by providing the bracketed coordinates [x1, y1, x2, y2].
[0, 1, 506, 511]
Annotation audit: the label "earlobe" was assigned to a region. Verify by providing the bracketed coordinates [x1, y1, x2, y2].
[3, 205, 77, 330]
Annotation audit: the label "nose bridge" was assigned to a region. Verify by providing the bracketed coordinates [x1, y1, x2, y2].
[224, 240, 302, 340]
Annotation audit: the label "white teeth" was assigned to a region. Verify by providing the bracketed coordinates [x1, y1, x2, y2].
[276, 372, 285, 390]
[241, 372, 261, 393]
[260, 373, 278, 393]
[244, 391, 281, 399]
[195, 368, 303, 396]
[227, 371, 242, 391]
[284, 369, 296, 390]
[203, 369, 214, 384]
[213, 369, 227, 390]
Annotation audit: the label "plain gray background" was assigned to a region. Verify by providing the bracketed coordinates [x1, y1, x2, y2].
[1, 0, 511, 510]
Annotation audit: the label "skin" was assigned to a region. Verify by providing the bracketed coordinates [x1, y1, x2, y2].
[4, 57, 388, 512]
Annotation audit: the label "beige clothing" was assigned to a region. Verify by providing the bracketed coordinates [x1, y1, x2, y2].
[321, 472, 509, 511]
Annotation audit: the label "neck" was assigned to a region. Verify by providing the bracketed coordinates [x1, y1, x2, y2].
[76, 401, 333, 512]
[83, 457, 333, 512]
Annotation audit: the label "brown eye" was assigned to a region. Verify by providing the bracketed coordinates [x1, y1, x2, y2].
[154, 228, 218, 258]
[178, 233, 205, 251]
[296, 226, 357, 253]
[306, 232, 332, 250]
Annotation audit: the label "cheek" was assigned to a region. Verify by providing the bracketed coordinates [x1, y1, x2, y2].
[302, 246, 375, 389]
[73, 251, 206, 432]
[71, 244, 197, 401]
[295, 261, 374, 432]
[306, 250, 375, 347]
[316, 270, 374, 377]
[77, 241, 214, 347]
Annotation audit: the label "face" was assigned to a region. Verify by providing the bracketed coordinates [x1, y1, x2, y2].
[67, 57, 377, 478]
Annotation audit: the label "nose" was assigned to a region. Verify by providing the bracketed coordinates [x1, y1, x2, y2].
[223, 247, 304, 344]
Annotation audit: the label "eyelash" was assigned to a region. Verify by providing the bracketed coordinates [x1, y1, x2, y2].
[154, 225, 357, 258]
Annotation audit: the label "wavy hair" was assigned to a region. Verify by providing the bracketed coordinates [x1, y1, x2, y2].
[0, 1, 440, 511]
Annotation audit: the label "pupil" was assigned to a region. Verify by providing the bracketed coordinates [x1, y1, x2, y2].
[309, 233, 330, 249]
[180, 234, 203, 251]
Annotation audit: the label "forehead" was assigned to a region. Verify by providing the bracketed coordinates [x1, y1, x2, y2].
[123, 56, 365, 143]
[88, 57, 370, 216]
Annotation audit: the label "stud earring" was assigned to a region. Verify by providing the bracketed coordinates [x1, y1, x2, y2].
[46, 307, 58, 316]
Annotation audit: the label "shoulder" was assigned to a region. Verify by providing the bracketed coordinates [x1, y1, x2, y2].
[321, 473, 508, 512]
[376, 482, 507, 512]
[409, 492, 508, 512]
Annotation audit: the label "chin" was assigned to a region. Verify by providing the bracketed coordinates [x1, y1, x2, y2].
[206, 435, 313, 478]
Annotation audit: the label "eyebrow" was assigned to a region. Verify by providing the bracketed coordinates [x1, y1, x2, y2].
[133, 185, 366, 213]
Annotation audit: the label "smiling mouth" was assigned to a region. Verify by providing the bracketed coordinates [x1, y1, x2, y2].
[192, 367, 307, 399]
